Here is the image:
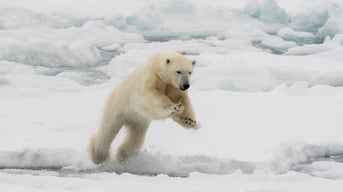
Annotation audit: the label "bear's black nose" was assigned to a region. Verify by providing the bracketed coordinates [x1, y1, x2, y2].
[181, 84, 190, 90]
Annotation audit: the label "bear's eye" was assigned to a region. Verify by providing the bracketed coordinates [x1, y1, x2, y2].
[189, 72, 192, 75]
[176, 71, 181, 74]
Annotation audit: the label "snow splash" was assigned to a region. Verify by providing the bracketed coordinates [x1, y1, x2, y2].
[1, 142, 343, 178]
[0, 148, 256, 177]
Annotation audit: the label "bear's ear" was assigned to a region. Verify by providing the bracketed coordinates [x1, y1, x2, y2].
[166, 58, 171, 64]
[192, 60, 196, 66]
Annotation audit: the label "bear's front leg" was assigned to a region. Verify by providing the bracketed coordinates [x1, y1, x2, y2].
[173, 114, 198, 129]
[172, 96, 198, 129]
[135, 90, 184, 120]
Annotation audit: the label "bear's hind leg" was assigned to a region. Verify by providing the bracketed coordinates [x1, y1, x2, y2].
[116, 119, 150, 162]
[89, 114, 123, 164]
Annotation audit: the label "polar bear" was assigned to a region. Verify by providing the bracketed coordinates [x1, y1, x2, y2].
[89, 52, 198, 164]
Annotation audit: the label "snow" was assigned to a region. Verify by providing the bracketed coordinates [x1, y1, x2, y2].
[0, 21, 143, 68]
[261, 37, 297, 53]
[244, 0, 290, 24]
[1, 0, 343, 191]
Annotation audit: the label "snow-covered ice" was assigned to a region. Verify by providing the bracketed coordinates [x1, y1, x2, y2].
[1, 0, 343, 191]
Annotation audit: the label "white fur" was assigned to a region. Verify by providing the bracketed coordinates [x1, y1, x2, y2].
[89, 52, 198, 164]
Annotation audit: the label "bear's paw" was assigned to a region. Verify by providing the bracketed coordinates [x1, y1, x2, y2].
[170, 102, 185, 115]
[182, 117, 197, 128]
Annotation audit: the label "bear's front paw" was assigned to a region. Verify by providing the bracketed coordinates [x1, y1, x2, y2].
[171, 102, 184, 115]
[182, 117, 197, 128]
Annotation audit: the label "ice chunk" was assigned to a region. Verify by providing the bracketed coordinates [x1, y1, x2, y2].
[285, 44, 331, 55]
[290, 4, 331, 34]
[101, 43, 121, 51]
[193, 51, 343, 92]
[324, 34, 343, 45]
[0, 6, 85, 30]
[244, 0, 289, 24]
[278, 27, 314, 39]
[270, 142, 343, 174]
[286, 34, 342, 56]
[120, 39, 213, 55]
[277, 27, 315, 44]
[293, 161, 343, 180]
[218, 21, 269, 42]
[317, 14, 343, 40]
[290, 3, 343, 42]
[0, 148, 87, 169]
[260, 37, 297, 54]
[114, 0, 245, 38]
[0, 21, 143, 68]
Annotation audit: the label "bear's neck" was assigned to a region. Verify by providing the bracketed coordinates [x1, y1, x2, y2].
[165, 84, 182, 103]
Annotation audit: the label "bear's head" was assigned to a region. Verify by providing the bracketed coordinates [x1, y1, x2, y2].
[159, 53, 196, 91]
